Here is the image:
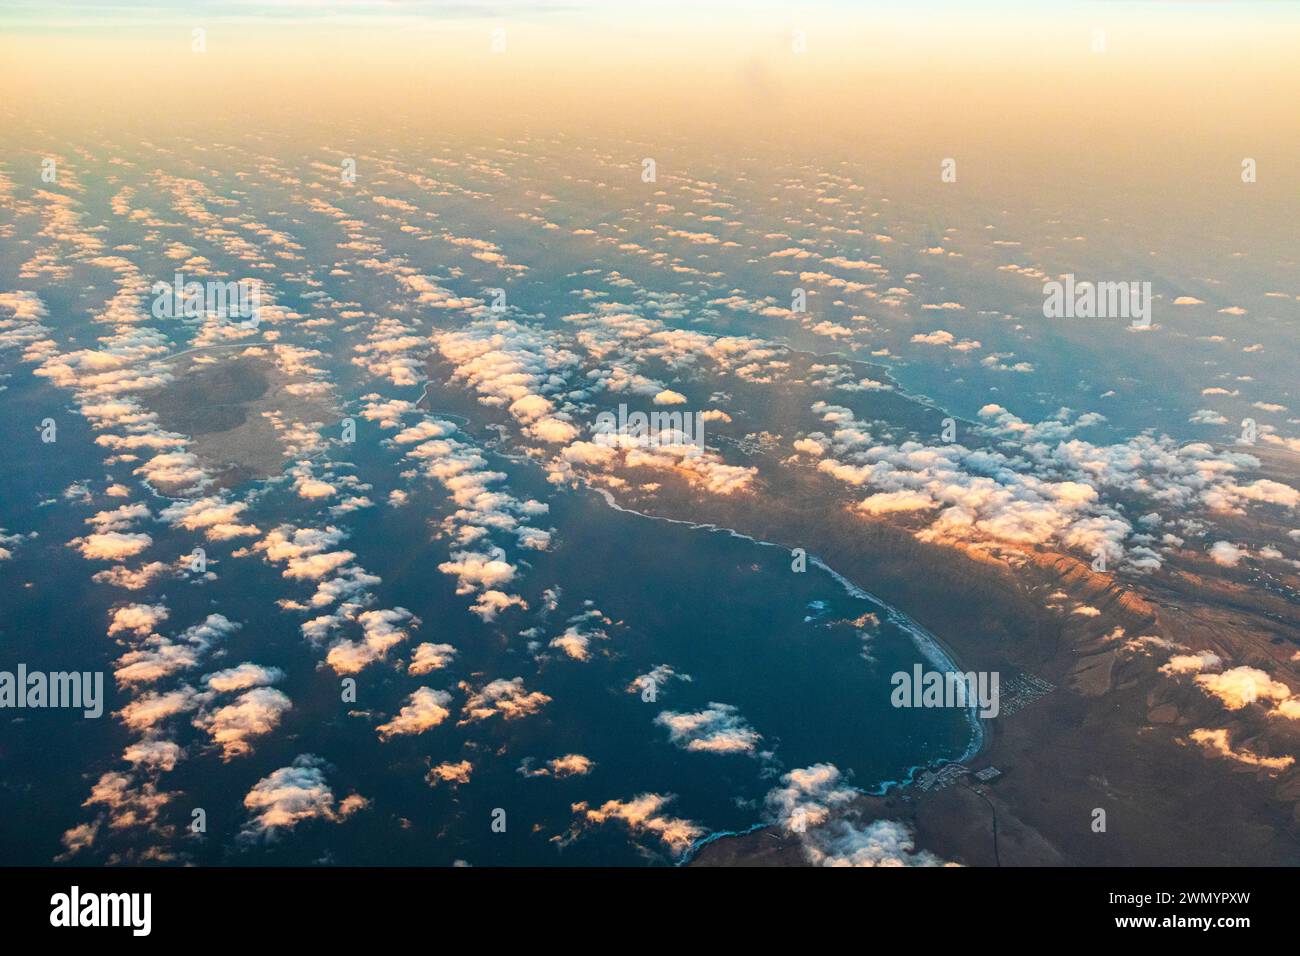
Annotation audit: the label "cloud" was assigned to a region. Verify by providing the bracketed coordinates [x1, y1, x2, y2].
[1209, 541, 1244, 567]
[911, 330, 953, 345]
[803, 817, 954, 867]
[856, 489, 936, 515]
[72, 531, 153, 561]
[570, 793, 704, 855]
[79, 771, 175, 836]
[133, 452, 211, 496]
[91, 561, 171, 590]
[1194, 666, 1292, 710]
[427, 760, 472, 787]
[202, 662, 284, 693]
[376, 687, 453, 740]
[252, 524, 354, 581]
[291, 465, 337, 501]
[388, 418, 551, 615]
[627, 664, 693, 698]
[325, 607, 416, 674]
[114, 639, 199, 687]
[194, 686, 292, 760]
[519, 753, 595, 779]
[0, 529, 30, 563]
[434, 319, 580, 439]
[764, 763, 858, 830]
[458, 677, 550, 724]
[438, 312, 761, 498]
[108, 603, 169, 637]
[85, 502, 151, 533]
[763, 764, 951, 865]
[811, 400, 1298, 572]
[408, 642, 458, 675]
[1160, 652, 1221, 676]
[122, 740, 183, 773]
[655, 702, 762, 754]
[550, 628, 592, 660]
[240, 755, 365, 843]
[160, 496, 258, 540]
[118, 687, 202, 732]
[438, 548, 517, 594]
[113, 612, 241, 687]
[1188, 729, 1293, 772]
[546, 607, 610, 662]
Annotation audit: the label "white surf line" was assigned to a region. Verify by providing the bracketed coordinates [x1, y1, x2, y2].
[588, 485, 985, 767]
[599, 480, 986, 865]
[807, 555, 985, 765]
[414, 383, 471, 424]
[677, 821, 768, 867]
[124, 341, 258, 367]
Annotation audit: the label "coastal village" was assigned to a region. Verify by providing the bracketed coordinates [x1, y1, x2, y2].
[915, 670, 1056, 794]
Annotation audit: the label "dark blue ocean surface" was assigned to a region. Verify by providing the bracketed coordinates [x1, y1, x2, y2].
[0, 366, 972, 863]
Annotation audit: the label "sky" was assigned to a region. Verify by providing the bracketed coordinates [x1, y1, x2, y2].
[4, 0, 1300, 148]
[1, 0, 1298, 867]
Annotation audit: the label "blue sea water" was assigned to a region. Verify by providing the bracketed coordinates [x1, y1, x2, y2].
[0, 360, 974, 863]
[0, 141, 1001, 865]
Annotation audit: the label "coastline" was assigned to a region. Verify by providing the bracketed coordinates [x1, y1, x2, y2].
[587, 484, 992, 866]
[589, 476, 1298, 868]
[590, 483, 986, 763]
